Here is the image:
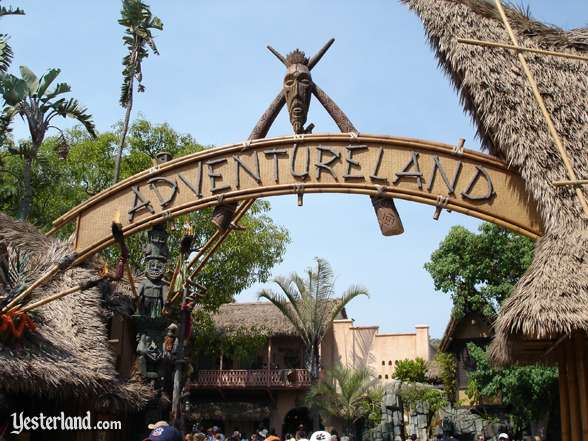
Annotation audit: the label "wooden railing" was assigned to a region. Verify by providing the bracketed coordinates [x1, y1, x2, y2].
[191, 369, 311, 389]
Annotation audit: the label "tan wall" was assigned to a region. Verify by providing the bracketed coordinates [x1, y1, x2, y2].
[328, 320, 431, 383]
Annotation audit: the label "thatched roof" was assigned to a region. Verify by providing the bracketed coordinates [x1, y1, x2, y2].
[0, 213, 152, 409]
[402, 0, 588, 363]
[209, 301, 347, 337]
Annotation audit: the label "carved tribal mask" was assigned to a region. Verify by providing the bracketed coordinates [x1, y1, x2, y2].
[283, 50, 312, 134]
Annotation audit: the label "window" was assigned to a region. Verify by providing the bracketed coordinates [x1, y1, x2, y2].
[378, 375, 382, 379]
[385, 375, 389, 379]
[382, 361, 385, 366]
[388, 360, 392, 366]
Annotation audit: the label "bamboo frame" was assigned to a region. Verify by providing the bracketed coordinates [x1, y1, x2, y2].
[493, 0, 588, 219]
[457, 37, 588, 62]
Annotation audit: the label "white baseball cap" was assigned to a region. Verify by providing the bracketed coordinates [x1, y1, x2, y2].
[310, 432, 331, 441]
[498, 434, 509, 440]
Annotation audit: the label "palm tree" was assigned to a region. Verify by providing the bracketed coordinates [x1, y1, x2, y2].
[306, 365, 384, 435]
[113, 0, 163, 183]
[0, 66, 96, 219]
[0, 1, 25, 73]
[258, 257, 368, 383]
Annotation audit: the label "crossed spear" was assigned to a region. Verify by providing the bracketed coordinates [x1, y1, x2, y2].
[249, 38, 357, 140]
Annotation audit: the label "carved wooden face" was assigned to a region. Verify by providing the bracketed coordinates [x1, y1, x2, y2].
[145, 258, 165, 281]
[284, 63, 312, 134]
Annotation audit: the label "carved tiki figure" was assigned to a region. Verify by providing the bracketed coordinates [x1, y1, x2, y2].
[283, 49, 313, 134]
[138, 223, 170, 318]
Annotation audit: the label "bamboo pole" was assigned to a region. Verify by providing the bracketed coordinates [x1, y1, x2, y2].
[566, 338, 581, 441]
[186, 230, 221, 271]
[2, 264, 60, 313]
[187, 199, 255, 281]
[457, 37, 588, 62]
[559, 347, 571, 441]
[494, 0, 588, 219]
[575, 332, 588, 440]
[125, 264, 138, 299]
[19, 285, 81, 313]
[167, 198, 255, 305]
[553, 179, 588, 187]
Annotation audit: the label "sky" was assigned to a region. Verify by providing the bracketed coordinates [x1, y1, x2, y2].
[4, 1, 588, 338]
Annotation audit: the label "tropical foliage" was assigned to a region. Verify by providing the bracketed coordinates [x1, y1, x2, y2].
[424, 223, 534, 318]
[393, 358, 428, 383]
[258, 258, 368, 382]
[465, 343, 558, 435]
[113, 0, 163, 183]
[0, 66, 95, 219]
[191, 311, 269, 367]
[306, 365, 383, 434]
[426, 223, 557, 433]
[0, 1, 24, 73]
[0, 119, 290, 312]
[435, 352, 458, 403]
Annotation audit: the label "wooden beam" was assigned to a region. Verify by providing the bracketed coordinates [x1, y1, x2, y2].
[494, 0, 588, 219]
[575, 332, 588, 440]
[566, 338, 581, 441]
[559, 347, 571, 441]
[457, 37, 588, 62]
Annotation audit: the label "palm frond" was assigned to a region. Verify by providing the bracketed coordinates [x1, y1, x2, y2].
[0, 35, 13, 73]
[50, 98, 96, 137]
[0, 4, 25, 17]
[258, 289, 310, 345]
[330, 284, 369, 322]
[118, 0, 162, 107]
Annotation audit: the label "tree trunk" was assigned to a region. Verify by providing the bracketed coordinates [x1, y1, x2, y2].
[113, 75, 134, 184]
[305, 343, 322, 430]
[18, 154, 34, 219]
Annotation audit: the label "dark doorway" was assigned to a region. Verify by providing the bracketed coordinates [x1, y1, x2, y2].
[282, 407, 311, 438]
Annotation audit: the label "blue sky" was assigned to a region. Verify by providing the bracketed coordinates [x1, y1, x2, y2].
[4, 1, 587, 337]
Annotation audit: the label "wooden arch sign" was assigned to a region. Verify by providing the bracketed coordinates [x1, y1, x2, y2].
[52, 133, 543, 263]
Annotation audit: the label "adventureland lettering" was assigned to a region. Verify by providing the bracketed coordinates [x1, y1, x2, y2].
[126, 143, 495, 222]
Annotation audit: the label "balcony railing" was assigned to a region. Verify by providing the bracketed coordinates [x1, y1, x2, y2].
[190, 369, 311, 389]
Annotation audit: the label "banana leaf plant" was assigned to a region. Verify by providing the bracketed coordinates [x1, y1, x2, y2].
[0, 66, 96, 219]
[113, 0, 163, 183]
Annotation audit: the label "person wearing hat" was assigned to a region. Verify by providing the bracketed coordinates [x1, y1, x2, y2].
[144, 421, 182, 441]
[498, 434, 509, 441]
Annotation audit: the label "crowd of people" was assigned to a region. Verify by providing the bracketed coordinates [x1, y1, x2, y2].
[142, 422, 346, 441]
[141, 421, 544, 441]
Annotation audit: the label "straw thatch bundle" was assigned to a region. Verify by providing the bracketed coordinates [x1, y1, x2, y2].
[0, 213, 152, 409]
[208, 301, 347, 337]
[402, 0, 588, 362]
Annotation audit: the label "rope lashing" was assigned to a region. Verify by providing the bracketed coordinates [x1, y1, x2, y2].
[433, 195, 450, 220]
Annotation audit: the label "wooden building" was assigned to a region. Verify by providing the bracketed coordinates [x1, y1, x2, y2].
[401, 0, 588, 439]
[187, 302, 432, 436]
[439, 311, 493, 404]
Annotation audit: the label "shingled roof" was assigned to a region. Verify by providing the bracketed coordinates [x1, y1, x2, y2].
[0, 213, 152, 409]
[402, 0, 588, 363]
